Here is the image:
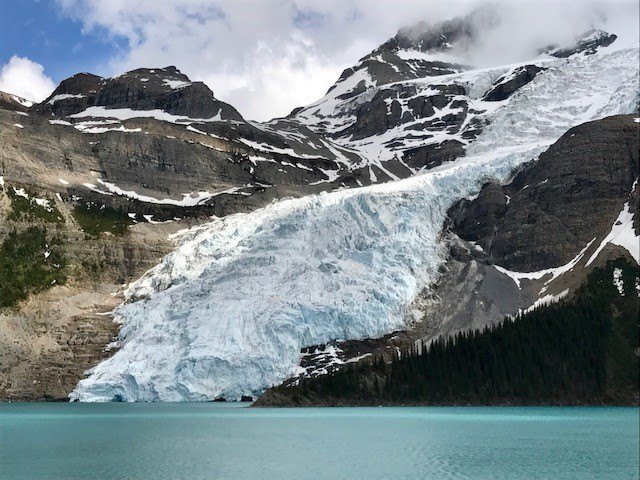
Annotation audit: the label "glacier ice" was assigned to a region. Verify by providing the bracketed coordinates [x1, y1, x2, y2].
[71, 46, 640, 402]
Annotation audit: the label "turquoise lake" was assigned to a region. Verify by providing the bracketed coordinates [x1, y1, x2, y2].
[0, 404, 638, 479]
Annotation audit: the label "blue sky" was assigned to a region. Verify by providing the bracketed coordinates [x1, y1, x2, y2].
[0, 0, 125, 82]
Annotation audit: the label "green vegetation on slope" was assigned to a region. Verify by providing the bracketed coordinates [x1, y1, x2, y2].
[261, 259, 639, 406]
[0, 227, 67, 308]
[72, 203, 133, 237]
[7, 187, 64, 223]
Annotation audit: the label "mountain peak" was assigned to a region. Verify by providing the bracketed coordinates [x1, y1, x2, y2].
[32, 66, 243, 121]
[543, 29, 617, 58]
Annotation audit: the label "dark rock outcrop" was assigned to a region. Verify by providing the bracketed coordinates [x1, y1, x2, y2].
[0, 91, 30, 112]
[449, 114, 639, 271]
[483, 65, 545, 102]
[546, 29, 617, 58]
[32, 66, 243, 121]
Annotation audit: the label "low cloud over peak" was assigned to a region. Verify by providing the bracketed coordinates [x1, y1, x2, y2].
[41, 0, 640, 120]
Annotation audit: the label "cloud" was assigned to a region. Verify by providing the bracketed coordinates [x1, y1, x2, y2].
[455, 0, 640, 67]
[53, 0, 469, 120]
[0, 56, 56, 102]
[56, 0, 638, 121]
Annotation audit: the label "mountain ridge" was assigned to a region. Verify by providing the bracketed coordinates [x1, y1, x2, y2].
[0, 15, 637, 401]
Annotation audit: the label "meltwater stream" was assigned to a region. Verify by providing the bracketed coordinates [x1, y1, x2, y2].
[1, 404, 638, 480]
[71, 45, 639, 402]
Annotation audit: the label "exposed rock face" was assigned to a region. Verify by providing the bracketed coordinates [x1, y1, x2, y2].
[33, 67, 243, 121]
[0, 186, 178, 400]
[483, 65, 545, 102]
[418, 115, 639, 340]
[330, 18, 473, 91]
[0, 92, 31, 112]
[290, 18, 618, 178]
[449, 115, 639, 271]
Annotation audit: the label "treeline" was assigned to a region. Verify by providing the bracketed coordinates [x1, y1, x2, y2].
[261, 259, 639, 406]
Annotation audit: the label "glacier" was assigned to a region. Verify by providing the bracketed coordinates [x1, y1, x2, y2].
[71, 45, 639, 402]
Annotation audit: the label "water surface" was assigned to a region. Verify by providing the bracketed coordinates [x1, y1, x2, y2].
[1, 404, 637, 479]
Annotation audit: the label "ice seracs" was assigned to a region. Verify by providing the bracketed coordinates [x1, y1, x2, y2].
[71, 45, 639, 402]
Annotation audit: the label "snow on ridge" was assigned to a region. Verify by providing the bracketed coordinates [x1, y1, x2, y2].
[68, 106, 222, 124]
[10, 94, 33, 107]
[84, 179, 249, 206]
[71, 46, 639, 402]
[48, 93, 85, 104]
[523, 289, 570, 314]
[495, 239, 597, 290]
[586, 188, 640, 266]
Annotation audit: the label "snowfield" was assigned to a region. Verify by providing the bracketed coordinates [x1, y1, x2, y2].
[71, 46, 640, 402]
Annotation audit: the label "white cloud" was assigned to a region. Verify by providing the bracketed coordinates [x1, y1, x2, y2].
[56, 0, 638, 121]
[0, 56, 56, 102]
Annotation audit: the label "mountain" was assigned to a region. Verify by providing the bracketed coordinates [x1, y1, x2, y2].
[0, 92, 32, 112]
[70, 39, 637, 402]
[256, 114, 639, 406]
[256, 257, 639, 407]
[0, 14, 638, 402]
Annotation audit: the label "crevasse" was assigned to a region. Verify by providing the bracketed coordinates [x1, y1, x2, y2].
[71, 46, 639, 402]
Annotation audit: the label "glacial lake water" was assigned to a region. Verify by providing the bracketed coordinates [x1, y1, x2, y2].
[0, 403, 638, 480]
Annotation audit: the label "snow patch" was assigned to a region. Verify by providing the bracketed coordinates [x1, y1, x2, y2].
[48, 93, 85, 104]
[86, 179, 249, 206]
[69, 106, 222, 124]
[613, 268, 625, 295]
[495, 238, 596, 289]
[49, 119, 73, 126]
[523, 289, 570, 314]
[586, 194, 639, 266]
[163, 79, 191, 89]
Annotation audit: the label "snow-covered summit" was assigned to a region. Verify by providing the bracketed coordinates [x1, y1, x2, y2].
[287, 12, 622, 182]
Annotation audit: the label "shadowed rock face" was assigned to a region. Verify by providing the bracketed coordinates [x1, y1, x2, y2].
[449, 115, 639, 271]
[483, 65, 546, 102]
[32, 66, 243, 121]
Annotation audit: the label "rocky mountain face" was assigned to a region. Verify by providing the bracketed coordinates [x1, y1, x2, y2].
[256, 114, 639, 404]
[449, 115, 639, 271]
[0, 92, 31, 112]
[0, 13, 637, 401]
[287, 23, 615, 182]
[32, 67, 244, 121]
[409, 114, 639, 340]
[543, 29, 618, 58]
